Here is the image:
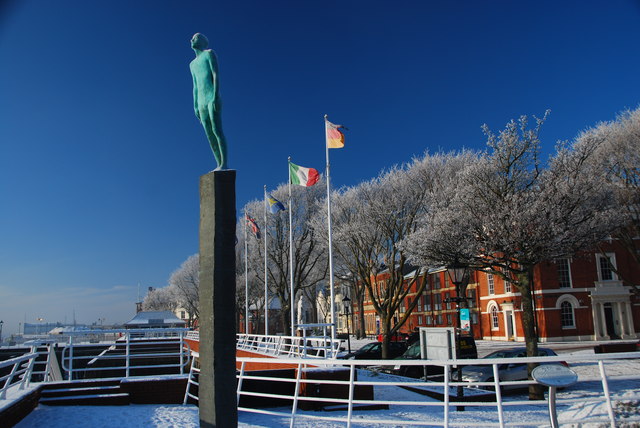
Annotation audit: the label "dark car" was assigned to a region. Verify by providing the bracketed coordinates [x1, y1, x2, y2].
[340, 341, 407, 360]
[382, 334, 478, 378]
[452, 347, 565, 390]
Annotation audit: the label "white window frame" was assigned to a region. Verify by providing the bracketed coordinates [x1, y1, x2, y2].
[557, 258, 573, 288]
[560, 301, 575, 329]
[487, 273, 495, 295]
[489, 304, 499, 330]
[596, 253, 617, 282]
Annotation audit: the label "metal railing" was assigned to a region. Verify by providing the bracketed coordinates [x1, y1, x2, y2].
[0, 343, 58, 399]
[235, 351, 640, 427]
[236, 333, 342, 359]
[59, 328, 191, 380]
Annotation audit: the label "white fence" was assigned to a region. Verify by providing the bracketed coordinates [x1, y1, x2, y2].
[236, 333, 342, 359]
[235, 351, 640, 427]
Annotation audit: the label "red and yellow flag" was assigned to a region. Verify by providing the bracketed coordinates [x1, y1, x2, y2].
[326, 119, 346, 149]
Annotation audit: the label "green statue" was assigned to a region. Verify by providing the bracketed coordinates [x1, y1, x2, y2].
[190, 33, 228, 170]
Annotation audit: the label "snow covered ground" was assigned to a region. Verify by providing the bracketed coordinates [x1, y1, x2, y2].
[12, 339, 640, 427]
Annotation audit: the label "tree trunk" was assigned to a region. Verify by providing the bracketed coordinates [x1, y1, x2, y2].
[357, 291, 366, 339]
[516, 266, 543, 400]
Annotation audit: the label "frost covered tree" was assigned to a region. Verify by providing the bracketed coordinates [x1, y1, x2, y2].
[168, 254, 199, 327]
[404, 113, 620, 399]
[142, 285, 178, 312]
[577, 107, 640, 292]
[329, 155, 458, 358]
[242, 182, 328, 335]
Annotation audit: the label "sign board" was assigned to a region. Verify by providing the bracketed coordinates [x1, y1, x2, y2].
[419, 327, 456, 361]
[531, 364, 578, 388]
[460, 309, 470, 333]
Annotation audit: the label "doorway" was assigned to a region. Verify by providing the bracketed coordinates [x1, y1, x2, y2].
[603, 303, 619, 339]
[505, 310, 514, 340]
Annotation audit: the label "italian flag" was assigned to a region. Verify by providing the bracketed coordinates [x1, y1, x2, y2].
[289, 161, 320, 187]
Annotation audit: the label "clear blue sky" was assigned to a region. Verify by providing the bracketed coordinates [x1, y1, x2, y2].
[1, 1, 639, 335]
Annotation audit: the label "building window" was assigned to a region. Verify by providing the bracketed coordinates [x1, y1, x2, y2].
[417, 315, 423, 325]
[434, 294, 442, 311]
[504, 279, 511, 293]
[424, 294, 432, 311]
[471, 312, 478, 325]
[436, 314, 443, 325]
[433, 273, 441, 289]
[417, 296, 423, 312]
[426, 315, 433, 325]
[467, 289, 476, 308]
[557, 259, 572, 288]
[180, 311, 186, 319]
[490, 306, 499, 330]
[596, 253, 617, 281]
[487, 273, 495, 295]
[446, 314, 452, 325]
[444, 292, 450, 309]
[560, 301, 575, 328]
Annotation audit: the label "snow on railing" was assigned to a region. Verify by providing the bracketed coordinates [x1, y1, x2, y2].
[234, 351, 640, 427]
[60, 328, 191, 380]
[0, 352, 38, 399]
[236, 333, 342, 359]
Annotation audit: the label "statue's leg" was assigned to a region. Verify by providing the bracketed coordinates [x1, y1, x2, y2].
[201, 114, 222, 168]
[209, 103, 227, 170]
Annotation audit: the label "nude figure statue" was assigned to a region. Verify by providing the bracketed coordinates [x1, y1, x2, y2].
[190, 33, 228, 170]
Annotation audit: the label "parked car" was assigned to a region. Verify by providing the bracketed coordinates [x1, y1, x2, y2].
[379, 334, 478, 379]
[452, 347, 565, 390]
[340, 341, 407, 360]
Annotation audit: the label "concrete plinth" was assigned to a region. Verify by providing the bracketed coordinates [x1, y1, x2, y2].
[198, 170, 237, 427]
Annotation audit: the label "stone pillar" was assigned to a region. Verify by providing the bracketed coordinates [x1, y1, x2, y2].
[198, 170, 237, 428]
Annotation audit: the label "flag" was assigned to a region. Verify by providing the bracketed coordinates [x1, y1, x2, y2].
[246, 214, 261, 239]
[289, 161, 320, 187]
[326, 119, 346, 149]
[267, 194, 286, 213]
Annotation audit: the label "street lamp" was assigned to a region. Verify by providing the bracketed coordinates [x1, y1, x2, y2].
[0, 320, 3, 345]
[447, 262, 470, 410]
[342, 295, 352, 354]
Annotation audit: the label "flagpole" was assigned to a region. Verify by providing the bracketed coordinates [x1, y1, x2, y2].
[324, 115, 337, 343]
[244, 210, 249, 335]
[288, 156, 295, 337]
[263, 185, 269, 336]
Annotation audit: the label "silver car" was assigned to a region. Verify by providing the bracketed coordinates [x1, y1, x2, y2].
[453, 347, 564, 390]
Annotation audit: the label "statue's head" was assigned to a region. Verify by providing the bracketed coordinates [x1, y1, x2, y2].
[191, 33, 209, 50]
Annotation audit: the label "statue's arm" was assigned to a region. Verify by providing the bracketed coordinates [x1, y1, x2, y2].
[207, 52, 219, 105]
[191, 70, 200, 120]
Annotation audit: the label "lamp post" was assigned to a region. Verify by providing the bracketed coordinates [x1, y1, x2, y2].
[447, 262, 470, 410]
[342, 295, 352, 354]
[0, 320, 3, 345]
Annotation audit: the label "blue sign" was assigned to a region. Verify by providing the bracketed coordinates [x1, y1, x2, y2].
[460, 308, 470, 333]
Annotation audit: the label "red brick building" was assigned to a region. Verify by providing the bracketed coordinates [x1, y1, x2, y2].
[353, 242, 639, 342]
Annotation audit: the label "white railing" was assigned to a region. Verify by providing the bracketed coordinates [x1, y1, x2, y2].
[0, 352, 39, 399]
[236, 333, 342, 359]
[235, 351, 640, 427]
[60, 328, 191, 380]
[0, 342, 62, 401]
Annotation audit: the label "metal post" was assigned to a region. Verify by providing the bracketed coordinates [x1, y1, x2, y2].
[125, 331, 131, 378]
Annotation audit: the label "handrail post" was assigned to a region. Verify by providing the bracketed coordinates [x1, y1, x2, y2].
[598, 360, 617, 427]
[237, 361, 246, 406]
[443, 362, 450, 428]
[179, 331, 185, 375]
[289, 362, 304, 428]
[68, 336, 74, 381]
[125, 331, 131, 378]
[493, 363, 505, 428]
[347, 363, 355, 428]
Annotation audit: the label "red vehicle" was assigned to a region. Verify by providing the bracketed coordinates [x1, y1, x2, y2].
[377, 333, 408, 343]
